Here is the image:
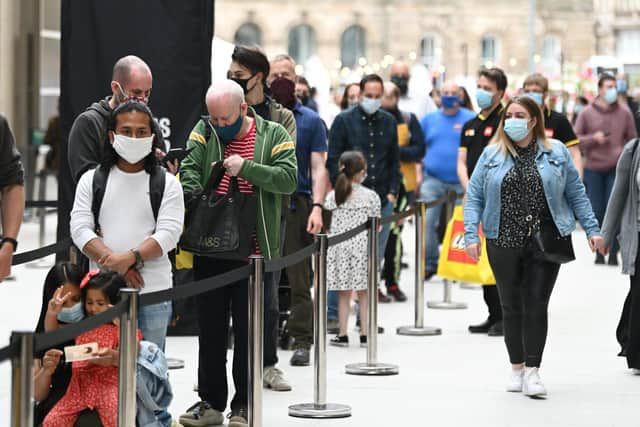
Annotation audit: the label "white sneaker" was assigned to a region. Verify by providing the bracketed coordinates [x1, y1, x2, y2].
[522, 367, 547, 397]
[506, 368, 524, 392]
[263, 366, 292, 391]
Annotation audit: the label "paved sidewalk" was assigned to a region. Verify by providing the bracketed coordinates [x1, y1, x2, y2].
[0, 216, 637, 426]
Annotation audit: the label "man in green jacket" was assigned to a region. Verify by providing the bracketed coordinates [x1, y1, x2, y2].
[228, 45, 296, 391]
[179, 80, 297, 427]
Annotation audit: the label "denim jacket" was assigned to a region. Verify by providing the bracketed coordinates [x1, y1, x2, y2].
[136, 341, 173, 427]
[464, 139, 600, 246]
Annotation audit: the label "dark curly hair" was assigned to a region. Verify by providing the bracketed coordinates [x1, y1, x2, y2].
[81, 270, 127, 306]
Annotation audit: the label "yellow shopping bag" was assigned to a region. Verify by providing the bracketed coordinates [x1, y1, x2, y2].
[436, 206, 495, 285]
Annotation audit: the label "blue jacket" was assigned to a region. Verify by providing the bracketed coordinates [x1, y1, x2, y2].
[464, 139, 600, 246]
[136, 341, 173, 427]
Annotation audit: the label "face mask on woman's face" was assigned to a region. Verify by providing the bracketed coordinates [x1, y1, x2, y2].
[504, 118, 531, 142]
[112, 133, 154, 164]
[57, 302, 84, 323]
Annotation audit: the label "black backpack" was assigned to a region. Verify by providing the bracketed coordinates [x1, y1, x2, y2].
[91, 165, 166, 235]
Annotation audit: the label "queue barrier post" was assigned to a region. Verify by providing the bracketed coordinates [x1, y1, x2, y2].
[397, 201, 442, 336]
[117, 289, 140, 427]
[248, 255, 265, 427]
[10, 332, 34, 427]
[427, 191, 468, 310]
[289, 234, 352, 418]
[346, 216, 399, 376]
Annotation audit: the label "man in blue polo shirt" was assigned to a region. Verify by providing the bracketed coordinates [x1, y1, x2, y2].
[269, 54, 329, 367]
[420, 80, 475, 278]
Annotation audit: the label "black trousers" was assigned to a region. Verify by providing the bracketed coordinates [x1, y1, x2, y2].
[194, 256, 248, 412]
[283, 195, 314, 348]
[483, 284, 503, 323]
[487, 240, 560, 367]
[617, 239, 640, 369]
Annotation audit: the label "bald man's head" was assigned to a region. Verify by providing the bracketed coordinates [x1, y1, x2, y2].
[206, 80, 248, 129]
[440, 80, 461, 112]
[111, 55, 153, 105]
[390, 61, 410, 96]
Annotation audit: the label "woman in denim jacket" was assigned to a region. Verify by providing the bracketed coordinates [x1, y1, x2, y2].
[464, 96, 603, 398]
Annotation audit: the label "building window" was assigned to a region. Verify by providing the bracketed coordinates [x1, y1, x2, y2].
[341, 25, 366, 68]
[234, 23, 262, 47]
[481, 36, 498, 67]
[420, 34, 441, 68]
[288, 24, 316, 65]
[617, 29, 640, 60]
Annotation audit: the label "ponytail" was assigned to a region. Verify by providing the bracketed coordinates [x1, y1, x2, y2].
[334, 150, 366, 206]
[334, 172, 352, 206]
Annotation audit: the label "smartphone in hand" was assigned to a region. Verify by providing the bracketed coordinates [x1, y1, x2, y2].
[162, 147, 194, 166]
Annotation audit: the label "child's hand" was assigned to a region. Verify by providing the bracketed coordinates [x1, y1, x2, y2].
[99, 251, 136, 275]
[41, 349, 63, 375]
[47, 286, 72, 316]
[90, 347, 119, 367]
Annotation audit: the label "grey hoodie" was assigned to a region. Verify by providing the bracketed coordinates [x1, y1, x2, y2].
[67, 97, 165, 184]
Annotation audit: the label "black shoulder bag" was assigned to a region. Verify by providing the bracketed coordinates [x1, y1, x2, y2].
[517, 153, 575, 264]
[180, 162, 258, 260]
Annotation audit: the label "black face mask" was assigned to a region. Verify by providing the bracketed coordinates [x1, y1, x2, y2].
[390, 75, 409, 96]
[228, 72, 257, 95]
[299, 94, 310, 106]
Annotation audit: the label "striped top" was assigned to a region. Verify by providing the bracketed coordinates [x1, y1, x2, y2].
[215, 119, 260, 255]
[216, 119, 257, 195]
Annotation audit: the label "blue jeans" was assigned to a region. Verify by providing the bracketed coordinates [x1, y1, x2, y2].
[327, 290, 338, 322]
[138, 302, 172, 351]
[137, 301, 172, 426]
[584, 168, 619, 254]
[420, 173, 463, 272]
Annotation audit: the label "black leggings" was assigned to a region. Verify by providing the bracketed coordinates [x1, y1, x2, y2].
[618, 238, 640, 369]
[487, 240, 560, 367]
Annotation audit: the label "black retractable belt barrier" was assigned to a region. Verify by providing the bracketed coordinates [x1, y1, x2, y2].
[12, 239, 71, 266]
[24, 201, 59, 208]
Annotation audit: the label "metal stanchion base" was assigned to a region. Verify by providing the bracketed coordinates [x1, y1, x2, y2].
[166, 357, 185, 370]
[427, 300, 468, 309]
[396, 325, 442, 336]
[345, 362, 399, 376]
[288, 403, 352, 419]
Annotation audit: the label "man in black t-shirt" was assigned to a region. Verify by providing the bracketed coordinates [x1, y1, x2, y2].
[457, 67, 507, 337]
[522, 73, 583, 177]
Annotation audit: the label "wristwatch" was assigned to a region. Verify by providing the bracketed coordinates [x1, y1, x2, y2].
[130, 249, 144, 270]
[0, 237, 18, 253]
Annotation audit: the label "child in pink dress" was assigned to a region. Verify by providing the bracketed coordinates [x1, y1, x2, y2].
[43, 270, 140, 427]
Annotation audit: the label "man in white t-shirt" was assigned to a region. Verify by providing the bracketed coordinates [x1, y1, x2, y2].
[70, 101, 184, 350]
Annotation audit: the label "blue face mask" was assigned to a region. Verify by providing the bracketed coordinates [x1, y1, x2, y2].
[211, 111, 244, 144]
[360, 97, 382, 115]
[476, 88, 494, 109]
[57, 302, 85, 323]
[524, 92, 544, 107]
[441, 95, 460, 109]
[617, 80, 628, 93]
[604, 87, 618, 104]
[504, 118, 531, 142]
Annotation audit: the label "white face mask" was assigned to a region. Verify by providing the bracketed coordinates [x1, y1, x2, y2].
[112, 133, 154, 164]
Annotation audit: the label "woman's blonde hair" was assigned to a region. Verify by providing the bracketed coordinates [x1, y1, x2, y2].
[490, 95, 551, 157]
